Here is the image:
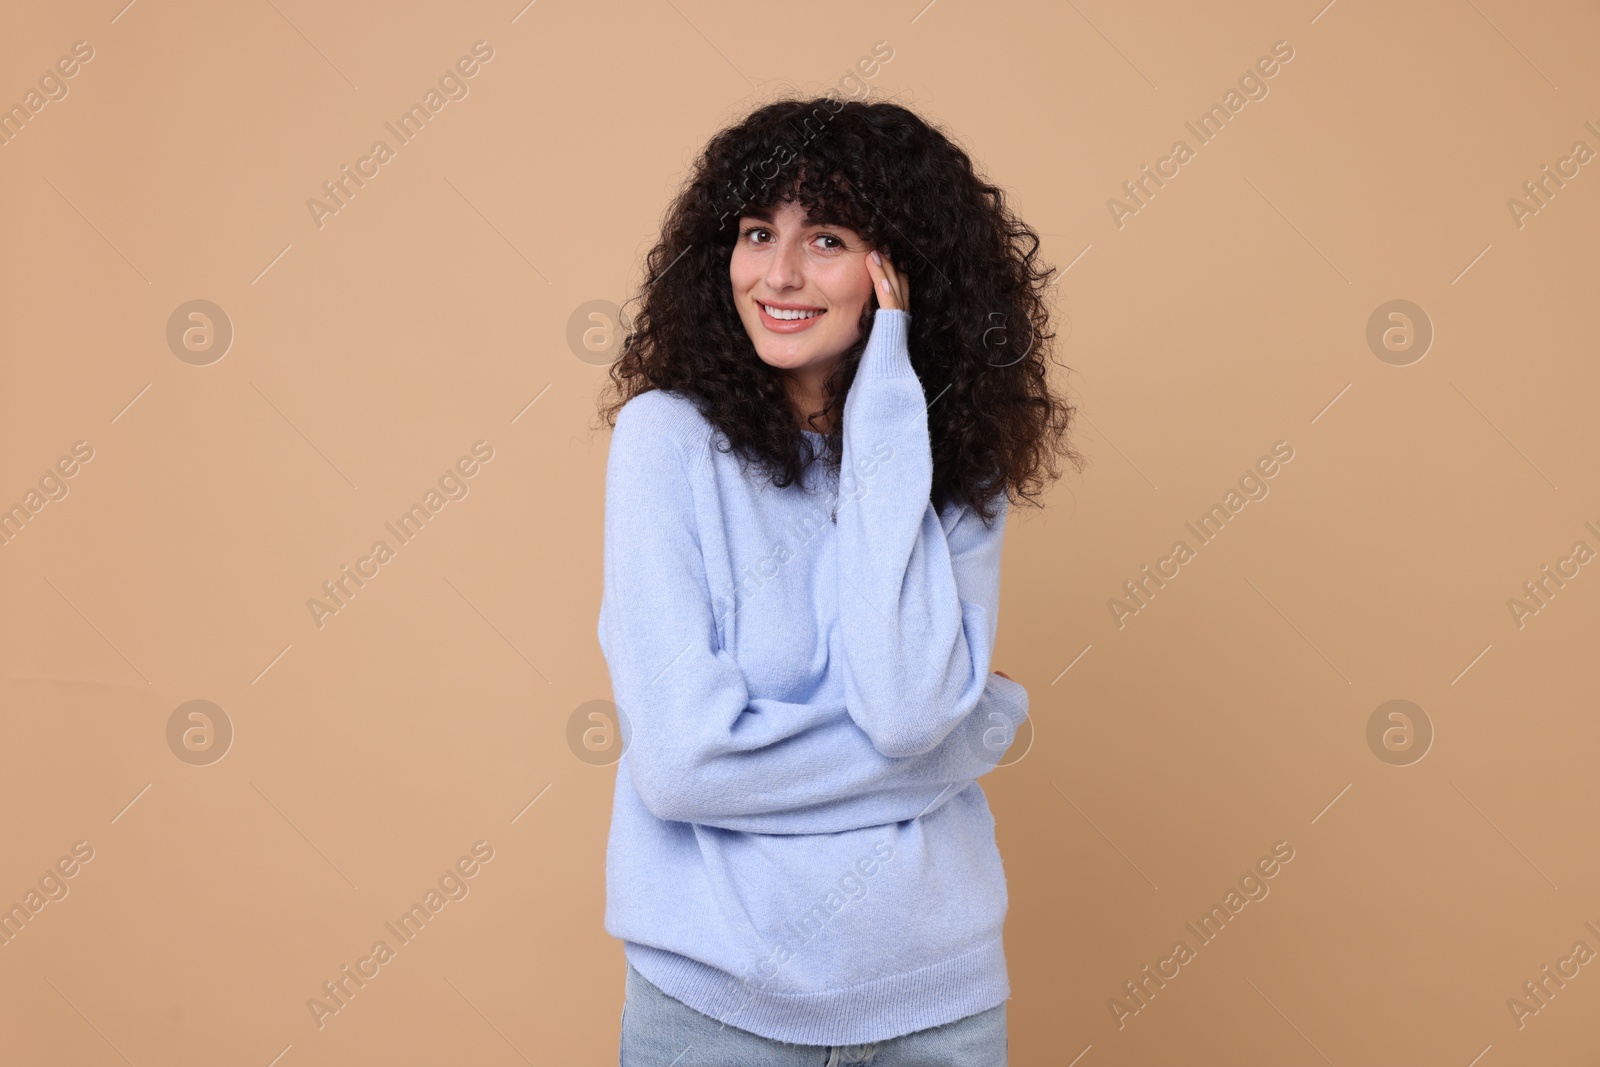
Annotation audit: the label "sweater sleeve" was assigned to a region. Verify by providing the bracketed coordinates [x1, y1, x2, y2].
[599, 392, 1028, 835]
[834, 309, 1016, 759]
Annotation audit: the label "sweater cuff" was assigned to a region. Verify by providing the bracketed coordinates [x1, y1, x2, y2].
[860, 309, 916, 380]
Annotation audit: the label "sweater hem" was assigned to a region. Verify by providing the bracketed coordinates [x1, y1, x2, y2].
[622, 935, 1009, 1046]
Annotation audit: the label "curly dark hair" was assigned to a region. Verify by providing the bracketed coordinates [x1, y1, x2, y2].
[594, 95, 1084, 524]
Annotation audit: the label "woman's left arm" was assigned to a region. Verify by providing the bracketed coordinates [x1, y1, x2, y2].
[834, 308, 1019, 759]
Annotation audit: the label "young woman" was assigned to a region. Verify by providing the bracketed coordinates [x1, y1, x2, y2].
[595, 96, 1081, 1065]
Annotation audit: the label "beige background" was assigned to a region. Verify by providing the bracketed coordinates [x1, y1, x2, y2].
[2, 0, 1597, 1063]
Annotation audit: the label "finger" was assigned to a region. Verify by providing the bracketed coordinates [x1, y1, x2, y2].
[874, 252, 898, 292]
[881, 255, 908, 313]
[870, 251, 904, 311]
[876, 274, 900, 310]
[868, 252, 900, 310]
[865, 252, 893, 308]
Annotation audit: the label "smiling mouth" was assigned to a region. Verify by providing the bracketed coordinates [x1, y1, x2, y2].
[755, 300, 827, 333]
[758, 302, 826, 321]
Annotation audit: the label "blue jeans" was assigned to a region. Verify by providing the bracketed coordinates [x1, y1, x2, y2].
[620, 960, 1008, 1066]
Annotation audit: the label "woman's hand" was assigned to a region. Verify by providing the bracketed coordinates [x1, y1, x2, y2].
[866, 249, 909, 314]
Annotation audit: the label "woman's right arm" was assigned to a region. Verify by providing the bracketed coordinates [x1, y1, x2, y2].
[599, 394, 1026, 835]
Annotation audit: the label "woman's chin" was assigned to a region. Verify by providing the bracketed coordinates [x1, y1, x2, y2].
[755, 348, 813, 371]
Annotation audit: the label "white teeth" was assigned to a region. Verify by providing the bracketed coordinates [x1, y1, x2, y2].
[761, 303, 823, 321]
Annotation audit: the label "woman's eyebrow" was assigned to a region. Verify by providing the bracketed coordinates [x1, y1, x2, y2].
[739, 208, 841, 228]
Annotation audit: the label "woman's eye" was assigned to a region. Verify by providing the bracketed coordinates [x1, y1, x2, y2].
[737, 227, 846, 249]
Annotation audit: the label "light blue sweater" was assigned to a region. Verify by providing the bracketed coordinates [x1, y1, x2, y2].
[599, 308, 1030, 1046]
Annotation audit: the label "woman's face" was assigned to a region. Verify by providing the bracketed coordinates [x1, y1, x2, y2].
[729, 199, 876, 384]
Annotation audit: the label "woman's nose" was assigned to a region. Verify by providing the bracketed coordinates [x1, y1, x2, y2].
[765, 240, 804, 288]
